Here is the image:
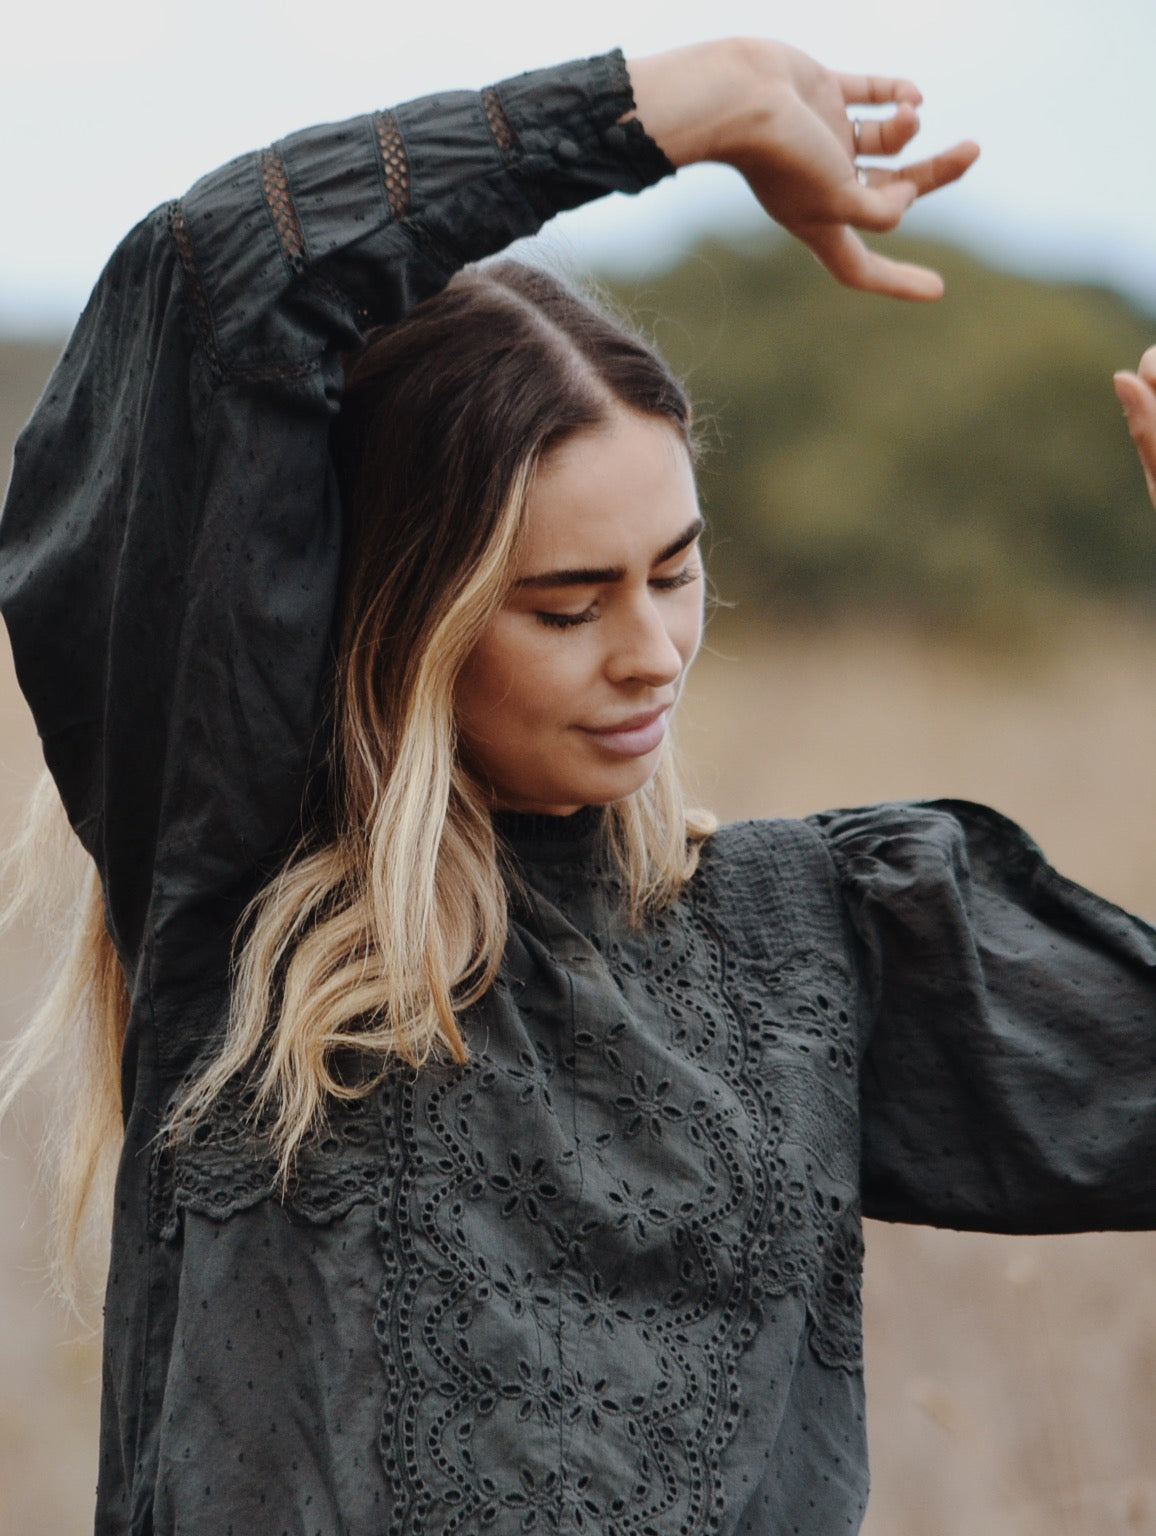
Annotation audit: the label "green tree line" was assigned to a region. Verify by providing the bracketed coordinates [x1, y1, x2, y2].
[605, 233, 1156, 630]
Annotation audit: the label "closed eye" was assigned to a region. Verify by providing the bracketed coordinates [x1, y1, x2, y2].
[535, 566, 699, 629]
[651, 567, 700, 592]
[535, 605, 598, 630]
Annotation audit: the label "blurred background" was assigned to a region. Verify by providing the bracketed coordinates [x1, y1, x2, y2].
[3, 1, 1156, 1532]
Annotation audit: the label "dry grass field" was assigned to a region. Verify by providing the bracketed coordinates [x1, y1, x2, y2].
[3, 609, 1156, 1535]
[683, 617, 1156, 1536]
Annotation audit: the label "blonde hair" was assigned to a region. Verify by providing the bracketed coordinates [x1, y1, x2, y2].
[2, 262, 715, 1292]
[0, 770, 128, 1305]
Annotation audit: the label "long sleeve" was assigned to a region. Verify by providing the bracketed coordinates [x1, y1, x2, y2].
[0, 53, 672, 1048]
[813, 799, 1156, 1232]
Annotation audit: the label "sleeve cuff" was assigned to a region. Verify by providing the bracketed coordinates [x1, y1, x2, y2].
[490, 48, 676, 213]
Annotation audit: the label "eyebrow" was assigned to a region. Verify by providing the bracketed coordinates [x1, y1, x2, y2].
[515, 516, 705, 590]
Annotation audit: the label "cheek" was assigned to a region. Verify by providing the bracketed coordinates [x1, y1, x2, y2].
[456, 625, 588, 741]
[672, 589, 704, 669]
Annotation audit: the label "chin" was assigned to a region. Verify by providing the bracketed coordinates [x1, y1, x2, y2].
[559, 760, 661, 810]
[486, 744, 665, 816]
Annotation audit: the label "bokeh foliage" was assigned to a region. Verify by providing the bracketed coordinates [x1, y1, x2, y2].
[605, 234, 1156, 630]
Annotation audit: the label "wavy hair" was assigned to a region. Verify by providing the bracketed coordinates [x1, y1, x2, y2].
[2, 262, 716, 1289]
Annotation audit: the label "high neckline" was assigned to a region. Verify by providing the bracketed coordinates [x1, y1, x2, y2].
[492, 804, 606, 864]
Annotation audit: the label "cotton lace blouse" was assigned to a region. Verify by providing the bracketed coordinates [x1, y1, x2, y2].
[1, 49, 1155, 1536]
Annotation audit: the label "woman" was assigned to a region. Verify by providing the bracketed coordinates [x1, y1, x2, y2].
[1, 34, 1155, 1536]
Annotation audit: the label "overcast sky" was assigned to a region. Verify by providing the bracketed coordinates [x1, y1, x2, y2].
[2, 0, 1154, 332]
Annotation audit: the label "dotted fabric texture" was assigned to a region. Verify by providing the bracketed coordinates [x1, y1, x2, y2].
[144, 803, 1156, 1534]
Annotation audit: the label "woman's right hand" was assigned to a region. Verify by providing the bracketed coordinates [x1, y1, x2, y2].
[626, 38, 980, 303]
[1114, 348, 1156, 509]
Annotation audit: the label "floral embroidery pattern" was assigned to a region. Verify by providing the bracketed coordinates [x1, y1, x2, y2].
[155, 819, 866, 1533]
[373, 822, 864, 1534]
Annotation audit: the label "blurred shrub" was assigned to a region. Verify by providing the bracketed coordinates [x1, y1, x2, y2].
[606, 234, 1156, 631]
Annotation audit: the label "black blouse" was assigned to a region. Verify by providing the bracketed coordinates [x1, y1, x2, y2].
[1, 49, 1154, 1536]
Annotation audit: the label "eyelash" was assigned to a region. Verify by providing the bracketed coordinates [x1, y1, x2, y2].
[535, 568, 700, 629]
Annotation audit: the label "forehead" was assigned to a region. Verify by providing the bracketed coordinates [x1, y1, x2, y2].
[519, 409, 698, 569]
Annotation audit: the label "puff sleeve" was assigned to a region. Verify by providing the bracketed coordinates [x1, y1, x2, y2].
[813, 799, 1156, 1232]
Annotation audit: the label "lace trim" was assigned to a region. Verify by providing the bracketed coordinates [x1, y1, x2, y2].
[167, 202, 221, 377]
[149, 1080, 387, 1238]
[480, 86, 517, 153]
[373, 111, 410, 219]
[260, 147, 306, 271]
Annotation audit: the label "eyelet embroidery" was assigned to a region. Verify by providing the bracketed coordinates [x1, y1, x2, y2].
[370, 831, 863, 1534]
[149, 1077, 388, 1237]
[154, 822, 865, 1531]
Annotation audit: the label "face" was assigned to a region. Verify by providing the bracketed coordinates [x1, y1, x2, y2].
[454, 406, 704, 817]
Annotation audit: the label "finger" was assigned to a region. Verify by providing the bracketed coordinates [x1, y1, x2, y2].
[804, 223, 946, 302]
[878, 140, 981, 200]
[838, 72, 923, 108]
[837, 142, 979, 230]
[847, 104, 921, 159]
[836, 175, 920, 233]
[1138, 344, 1156, 390]
[1114, 371, 1156, 507]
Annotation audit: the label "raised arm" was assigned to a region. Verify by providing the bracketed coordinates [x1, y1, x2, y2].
[0, 41, 977, 988]
[0, 39, 978, 1089]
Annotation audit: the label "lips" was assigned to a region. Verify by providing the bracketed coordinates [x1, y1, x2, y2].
[579, 707, 669, 758]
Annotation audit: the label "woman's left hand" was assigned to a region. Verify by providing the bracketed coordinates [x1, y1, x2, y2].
[1114, 347, 1156, 508]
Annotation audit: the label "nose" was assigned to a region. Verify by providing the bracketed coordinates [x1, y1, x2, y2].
[604, 593, 686, 689]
